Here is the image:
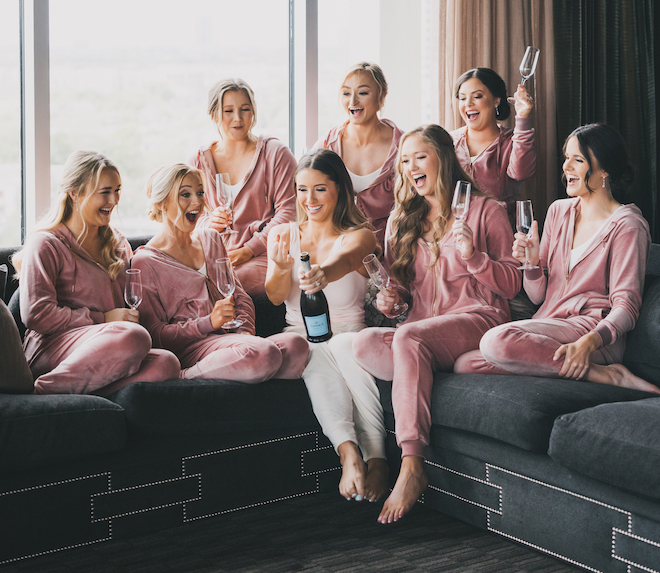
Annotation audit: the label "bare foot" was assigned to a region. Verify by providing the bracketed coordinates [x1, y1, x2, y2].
[364, 458, 389, 502]
[589, 363, 660, 394]
[378, 456, 428, 524]
[337, 441, 367, 501]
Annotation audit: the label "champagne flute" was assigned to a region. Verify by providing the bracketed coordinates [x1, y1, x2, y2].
[516, 200, 539, 270]
[215, 173, 238, 236]
[507, 46, 540, 104]
[215, 257, 243, 329]
[362, 254, 408, 317]
[450, 180, 471, 247]
[124, 268, 142, 310]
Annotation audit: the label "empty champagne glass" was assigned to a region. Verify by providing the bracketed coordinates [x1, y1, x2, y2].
[450, 181, 471, 247]
[362, 254, 408, 317]
[516, 200, 539, 270]
[508, 46, 540, 104]
[215, 257, 243, 329]
[216, 173, 238, 236]
[124, 268, 142, 310]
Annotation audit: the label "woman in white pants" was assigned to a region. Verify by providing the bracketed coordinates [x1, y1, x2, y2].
[266, 149, 388, 503]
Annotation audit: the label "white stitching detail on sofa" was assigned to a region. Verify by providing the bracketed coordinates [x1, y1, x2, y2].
[612, 527, 660, 573]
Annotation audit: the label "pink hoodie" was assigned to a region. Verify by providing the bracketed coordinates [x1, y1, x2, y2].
[21, 223, 131, 359]
[451, 116, 536, 204]
[319, 119, 403, 247]
[131, 228, 256, 357]
[386, 195, 521, 326]
[189, 136, 297, 258]
[524, 198, 650, 351]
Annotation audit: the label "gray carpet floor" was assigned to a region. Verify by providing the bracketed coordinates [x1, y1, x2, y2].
[0, 492, 582, 572]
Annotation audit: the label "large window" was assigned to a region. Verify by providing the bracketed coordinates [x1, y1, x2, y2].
[49, 0, 290, 237]
[0, 2, 21, 246]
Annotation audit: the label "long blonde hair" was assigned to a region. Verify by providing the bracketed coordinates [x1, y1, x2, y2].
[389, 125, 480, 288]
[13, 150, 124, 280]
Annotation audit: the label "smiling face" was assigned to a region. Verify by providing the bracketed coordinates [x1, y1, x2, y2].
[217, 89, 254, 141]
[77, 168, 121, 229]
[296, 168, 339, 223]
[563, 136, 607, 197]
[161, 172, 205, 233]
[340, 72, 381, 124]
[457, 78, 500, 131]
[400, 134, 440, 203]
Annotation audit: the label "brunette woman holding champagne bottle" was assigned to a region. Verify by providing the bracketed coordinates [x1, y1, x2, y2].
[266, 149, 388, 503]
[353, 125, 521, 523]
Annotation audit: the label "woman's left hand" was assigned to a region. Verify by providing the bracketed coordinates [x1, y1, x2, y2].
[452, 218, 475, 259]
[554, 332, 602, 380]
[513, 84, 534, 118]
[228, 247, 253, 267]
[299, 264, 327, 295]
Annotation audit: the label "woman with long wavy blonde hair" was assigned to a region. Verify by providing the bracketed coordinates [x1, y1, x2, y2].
[14, 150, 180, 395]
[353, 125, 521, 524]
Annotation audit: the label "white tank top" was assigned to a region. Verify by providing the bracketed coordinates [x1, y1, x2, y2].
[285, 223, 367, 327]
[346, 166, 381, 193]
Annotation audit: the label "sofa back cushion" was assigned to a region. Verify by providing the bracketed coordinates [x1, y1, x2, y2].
[623, 276, 660, 385]
[0, 299, 33, 393]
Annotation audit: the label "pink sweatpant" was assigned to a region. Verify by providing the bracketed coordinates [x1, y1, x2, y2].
[30, 322, 180, 395]
[234, 253, 268, 298]
[353, 313, 496, 458]
[179, 332, 308, 383]
[454, 317, 619, 376]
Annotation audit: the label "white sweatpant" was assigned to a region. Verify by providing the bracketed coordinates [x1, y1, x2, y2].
[285, 324, 386, 461]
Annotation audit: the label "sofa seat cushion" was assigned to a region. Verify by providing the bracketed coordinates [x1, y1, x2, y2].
[548, 398, 660, 499]
[0, 394, 126, 473]
[377, 374, 655, 452]
[109, 378, 318, 438]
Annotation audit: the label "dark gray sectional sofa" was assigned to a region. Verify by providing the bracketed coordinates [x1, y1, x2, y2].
[1, 239, 659, 572]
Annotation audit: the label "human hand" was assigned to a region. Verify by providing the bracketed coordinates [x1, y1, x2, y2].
[452, 218, 475, 259]
[209, 206, 231, 234]
[512, 220, 540, 267]
[210, 297, 236, 330]
[299, 264, 327, 295]
[268, 233, 294, 271]
[228, 247, 253, 267]
[376, 287, 401, 315]
[513, 84, 534, 118]
[554, 332, 601, 380]
[104, 308, 139, 324]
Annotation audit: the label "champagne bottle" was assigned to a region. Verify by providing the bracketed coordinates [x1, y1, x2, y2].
[299, 252, 332, 342]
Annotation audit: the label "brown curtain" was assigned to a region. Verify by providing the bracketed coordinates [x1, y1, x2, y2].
[438, 0, 558, 225]
[554, 0, 658, 241]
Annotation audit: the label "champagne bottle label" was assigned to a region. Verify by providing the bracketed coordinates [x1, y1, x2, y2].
[303, 314, 329, 337]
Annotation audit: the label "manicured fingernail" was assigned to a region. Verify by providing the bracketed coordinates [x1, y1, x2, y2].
[346, 497, 351, 501]
[351, 493, 356, 498]
[355, 495, 362, 501]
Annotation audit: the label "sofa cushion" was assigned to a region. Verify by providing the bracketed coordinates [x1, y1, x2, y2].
[109, 378, 318, 437]
[549, 398, 660, 499]
[623, 276, 660, 385]
[0, 298, 33, 393]
[378, 374, 656, 452]
[0, 394, 127, 473]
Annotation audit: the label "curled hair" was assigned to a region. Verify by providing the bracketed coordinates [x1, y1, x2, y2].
[562, 123, 634, 202]
[145, 163, 207, 225]
[294, 149, 372, 234]
[389, 125, 481, 288]
[13, 150, 124, 280]
[454, 67, 510, 121]
[342, 62, 388, 110]
[207, 78, 257, 131]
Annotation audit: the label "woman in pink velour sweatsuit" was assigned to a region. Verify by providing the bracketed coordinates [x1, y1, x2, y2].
[455, 124, 659, 394]
[189, 79, 297, 297]
[14, 151, 180, 396]
[352, 125, 521, 524]
[450, 68, 535, 217]
[316, 63, 403, 250]
[132, 164, 307, 382]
